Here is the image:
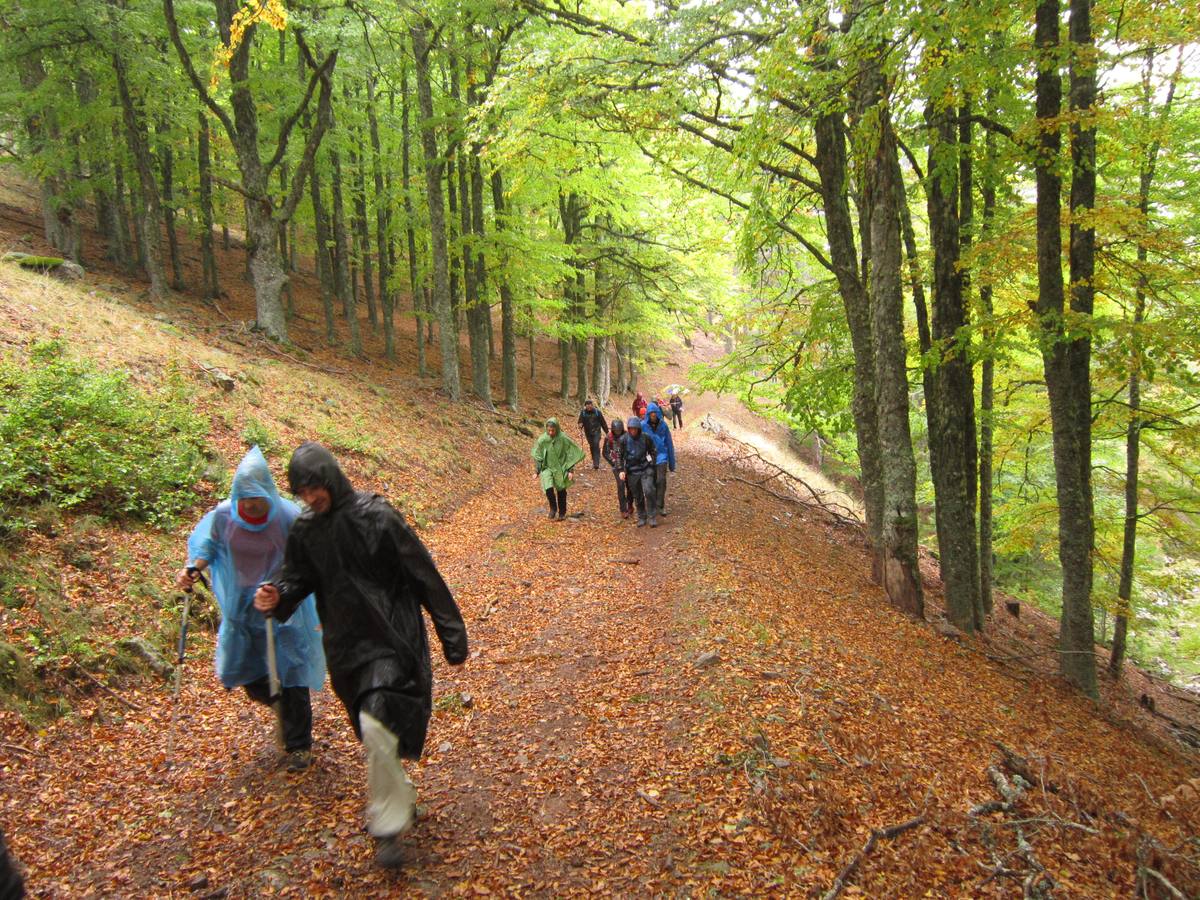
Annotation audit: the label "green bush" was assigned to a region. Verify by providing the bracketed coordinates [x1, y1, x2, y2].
[0, 340, 207, 534]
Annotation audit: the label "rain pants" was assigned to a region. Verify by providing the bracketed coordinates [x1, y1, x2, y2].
[531, 419, 586, 491]
[271, 443, 468, 759]
[186, 447, 325, 691]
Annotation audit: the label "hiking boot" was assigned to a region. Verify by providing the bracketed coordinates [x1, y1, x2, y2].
[621, 510, 630, 519]
[547, 510, 557, 520]
[374, 834, 408, 869]
[637, 518, 646, 527]
[659, 508, 669, 516]
[285, 749, 312, 772]
[649, 517, 659, 528]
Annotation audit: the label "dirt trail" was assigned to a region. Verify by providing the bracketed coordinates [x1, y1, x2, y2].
[7, 414, 1199, 897]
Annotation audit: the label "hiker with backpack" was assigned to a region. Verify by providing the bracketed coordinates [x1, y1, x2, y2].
[620, 417, 659, 527]
[253, 443, 468, 869]
[177, 446, 325, 772]
[601, 416, 633, 518]
[669, 393, 684, 429]
[532, 418, 586, 521]
[632, 391, 648, 419]
[576, 399, 608, 470]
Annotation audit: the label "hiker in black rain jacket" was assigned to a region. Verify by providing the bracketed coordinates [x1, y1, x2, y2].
[254, 442, 467, 869]
[577, 399, 608, 469]
[601, 416, 632, 518]
[620, 417, 659, 527]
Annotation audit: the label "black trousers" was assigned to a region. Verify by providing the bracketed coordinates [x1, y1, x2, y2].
[655, 462, 670, 513]
[244, 677, 313, 751]
[611, 468, 632, 513]
[628, 469, 657, 520]
[671, 408, 683, 428]
[586, 433, 602, 468]
[545, 487, 567, 516]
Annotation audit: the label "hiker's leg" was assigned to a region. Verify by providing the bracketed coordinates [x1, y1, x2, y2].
[243, 677, 270, 706]
[613, 469, 628, 513]
[640, 470, 657, 518]
[556, 488, 568, 516]
[589, 435, 601, 468]
[358, 710, 418, 839]
[655, 462, 668, 513]
[545, 487, 557, 516]
[280, 686, 313, 751]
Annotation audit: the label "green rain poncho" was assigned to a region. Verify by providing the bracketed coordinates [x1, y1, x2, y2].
[531, 419, 586, 491]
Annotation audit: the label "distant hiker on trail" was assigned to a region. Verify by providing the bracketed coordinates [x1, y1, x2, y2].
[601, 416, 632, 519]
[632, 391, 648, 419]
[178, 446, 325, 772]
[669, 393, 684, 429]
[253, 443, 468, 869]
[577, 399, 608, 469]
[532, 418, 586, 521]
[620, 417, 659, 528]
[643, 402, 677, 517]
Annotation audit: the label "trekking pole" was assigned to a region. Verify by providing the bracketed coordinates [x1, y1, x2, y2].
[261, 584, 285, 747]
[166, 566, 207, 769]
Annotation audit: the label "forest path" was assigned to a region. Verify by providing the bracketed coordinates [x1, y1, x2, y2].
[9, 415, 1199, 897]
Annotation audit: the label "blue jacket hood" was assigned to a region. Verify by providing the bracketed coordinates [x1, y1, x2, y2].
[229, 446, 282, 532]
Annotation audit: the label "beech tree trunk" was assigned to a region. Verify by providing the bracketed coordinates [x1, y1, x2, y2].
[197, 111, 220, 300]
[925, 101, 981, 631]
[411, 21, 461, 400]
[491, 168, 518, 409]
[865, 101, 923, 619]
[367, 75, 394, 359]
[112, 52, 167, 299]
[1034, 0, 1097, 696]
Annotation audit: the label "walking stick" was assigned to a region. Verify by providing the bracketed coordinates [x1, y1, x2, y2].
[264, 611, 285, 751]
[166, 566, 207, 769]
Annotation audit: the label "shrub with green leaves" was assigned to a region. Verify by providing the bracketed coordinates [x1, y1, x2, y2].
[0, 341, 207, 534]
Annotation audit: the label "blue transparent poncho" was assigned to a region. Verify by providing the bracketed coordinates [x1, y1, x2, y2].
[186, 447, 325, 690]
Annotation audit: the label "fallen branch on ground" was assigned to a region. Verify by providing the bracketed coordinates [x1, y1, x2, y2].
[821, 815, 925, 900]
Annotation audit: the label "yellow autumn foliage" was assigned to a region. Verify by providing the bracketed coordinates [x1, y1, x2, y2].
[209, 0, 288, 89]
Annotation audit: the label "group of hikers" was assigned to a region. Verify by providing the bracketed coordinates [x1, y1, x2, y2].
[157, 388, 683, 873]
[532, 390, 681, 527]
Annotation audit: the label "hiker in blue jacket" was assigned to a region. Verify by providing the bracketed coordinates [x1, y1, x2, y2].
[177, 446, 326, 772]
[642, 401, 676, 517]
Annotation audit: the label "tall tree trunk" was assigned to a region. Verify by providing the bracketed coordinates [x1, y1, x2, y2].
[1034, 0, 1097, 696]
[560, 337, 571, 401]
[491, 168, 518, 409]
[159, 118, 186, 291]
[1111, 50, 1180, 676]
[197, 111, 220, 300]
[112, 53, 168, 299]
[925, 100, 981, 631]
[398, 68, 423, 373]
[866, 102, 924, 619]
[447, 152, 462, 333]
[411, 21, 461, 399]
[468, 99, 493, 409]
[813, 98, 884, 566]
[330, 148, 361, 355]
[575, 270, 589, 407]
[978, 88, 999, 618]
[348, 104, 376, 329]
[309, 161, 337, 343]
[367, 75, 394, 360]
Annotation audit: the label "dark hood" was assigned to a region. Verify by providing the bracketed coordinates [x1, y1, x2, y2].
[287, 442, 356, 509]
[626, 417, 643, 433]
[646, 402, 664, 426]
[610, 419, 626, 437]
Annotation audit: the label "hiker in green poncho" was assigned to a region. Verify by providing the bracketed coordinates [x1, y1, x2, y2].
[531, 418, 586, 521]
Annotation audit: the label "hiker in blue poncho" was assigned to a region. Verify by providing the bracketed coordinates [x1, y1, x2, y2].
[642, 401, 677, 517]
[176, 446, 325, 771]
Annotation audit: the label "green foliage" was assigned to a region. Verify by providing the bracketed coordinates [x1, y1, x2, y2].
[239, 418, 280, 455]
[0, 341, 206, 537]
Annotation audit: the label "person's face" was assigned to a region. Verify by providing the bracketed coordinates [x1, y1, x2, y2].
[649, 411, 659, 425]
[297, 485, 332, 514]
[548, 424, 559, 438]
[237, 497, 270, 520]
[585, 403, 594, 412]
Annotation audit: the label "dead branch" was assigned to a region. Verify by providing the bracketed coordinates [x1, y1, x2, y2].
[68, 660, 144, 712]
[822, 815, 925, 900]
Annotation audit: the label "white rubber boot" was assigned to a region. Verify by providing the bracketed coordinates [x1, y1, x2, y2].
[359, 711, 417, 839]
